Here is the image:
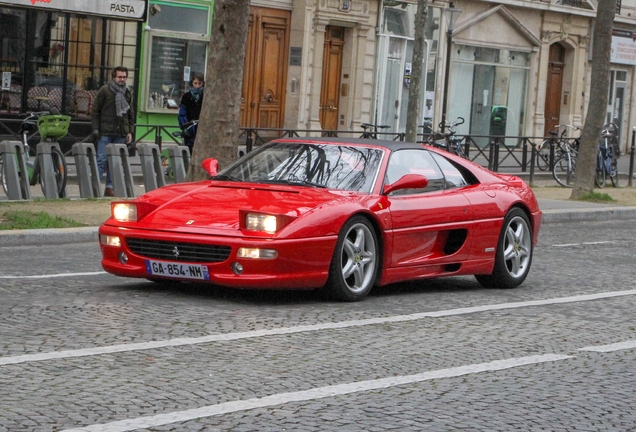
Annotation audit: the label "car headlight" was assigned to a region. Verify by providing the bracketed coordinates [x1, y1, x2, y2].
[245, 213, 278, 234]
[112, 203, 137, 222]
[111, 202, 157, 222]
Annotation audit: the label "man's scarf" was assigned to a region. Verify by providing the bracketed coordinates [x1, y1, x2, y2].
[108, 79, 130, 117]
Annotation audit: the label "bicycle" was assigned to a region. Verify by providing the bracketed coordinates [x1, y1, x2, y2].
[360, 123, 390, 139]
[536, 124, 580, 171]
[1, 111, 68, 198]
[425, 117, 466, 158]
[595, 123, 620, 188]
[552, 130, 579, 187]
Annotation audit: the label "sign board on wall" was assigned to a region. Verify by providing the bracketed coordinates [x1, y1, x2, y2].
[611, 29, 636, 66]
[0, 0, 147, 20]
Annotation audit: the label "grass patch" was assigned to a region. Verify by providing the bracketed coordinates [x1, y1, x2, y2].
[0, 210, 85, 230]
[578, 191, 616, 203]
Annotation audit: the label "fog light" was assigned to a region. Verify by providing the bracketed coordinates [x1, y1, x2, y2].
[100, 234, 121, 247]
[231, 262, 243, 275]
[237, 248, 278, 259]
[118, 252, 128, 264]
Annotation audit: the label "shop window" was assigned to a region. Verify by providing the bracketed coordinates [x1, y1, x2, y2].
[0, 6, 138, 116]
[143, 3, 209, 113]
[450, 45, 530, 147]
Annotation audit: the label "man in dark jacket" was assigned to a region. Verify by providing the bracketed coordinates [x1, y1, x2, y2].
[91, 66, 135, 197]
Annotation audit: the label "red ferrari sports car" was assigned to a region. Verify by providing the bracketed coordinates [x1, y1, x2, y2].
[99, 138, 541, 301]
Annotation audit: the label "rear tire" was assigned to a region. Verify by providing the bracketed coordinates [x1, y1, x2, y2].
[476, 208, 533, 289]
[325, 216, 379, 302]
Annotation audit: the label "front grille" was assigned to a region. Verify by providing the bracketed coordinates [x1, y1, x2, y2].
[126, 238, 231, 263]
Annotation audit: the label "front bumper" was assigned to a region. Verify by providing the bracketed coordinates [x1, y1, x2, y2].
[99, 225, 337, 289]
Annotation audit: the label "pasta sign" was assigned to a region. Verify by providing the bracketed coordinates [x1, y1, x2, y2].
[0, 0, 147, 20]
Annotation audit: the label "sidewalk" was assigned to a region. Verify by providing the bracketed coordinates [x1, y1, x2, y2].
[1, 154, 635, 247]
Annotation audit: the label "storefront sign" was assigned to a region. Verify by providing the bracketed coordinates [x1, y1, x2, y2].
[611, 30, 636, 66]
[0, 0, 147, 20]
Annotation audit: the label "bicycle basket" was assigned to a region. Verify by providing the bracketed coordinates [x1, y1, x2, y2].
[37, 115, 71, 140]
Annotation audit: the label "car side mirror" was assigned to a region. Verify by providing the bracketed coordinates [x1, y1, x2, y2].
[383, 174, 429, 195]
[202, 158, 219, 177]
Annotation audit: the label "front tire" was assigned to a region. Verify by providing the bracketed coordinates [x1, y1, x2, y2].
[476, 208, 533, 289]
[594, 150, 606, 188]
[325, 216, 379, 302]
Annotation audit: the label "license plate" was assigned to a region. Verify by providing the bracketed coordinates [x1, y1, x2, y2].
[145, 260, 210, 280]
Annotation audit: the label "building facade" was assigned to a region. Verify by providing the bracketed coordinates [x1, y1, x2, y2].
[2, 0, 636, 155]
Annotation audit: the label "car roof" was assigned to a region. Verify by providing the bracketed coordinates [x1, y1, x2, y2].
[273, 137, 425, 152]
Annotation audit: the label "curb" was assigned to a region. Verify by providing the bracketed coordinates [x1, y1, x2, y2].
[541, 206, 636, 224]
[0, 226, 98, 247]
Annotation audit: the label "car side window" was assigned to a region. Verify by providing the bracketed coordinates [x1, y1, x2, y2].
[386, 149, 445, 195]
[430, 152, 470, 189]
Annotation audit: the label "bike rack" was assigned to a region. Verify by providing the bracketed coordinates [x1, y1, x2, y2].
[166, 145, 190, 183]
[106, 143, 135, 198]
[36, 142, 65, 199]
[0, 140, 31, 200]
[138, 143, 166, 192]
[72, 142, 101, 198]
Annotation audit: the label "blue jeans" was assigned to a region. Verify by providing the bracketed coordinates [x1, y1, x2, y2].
[96, 135, 126, 188]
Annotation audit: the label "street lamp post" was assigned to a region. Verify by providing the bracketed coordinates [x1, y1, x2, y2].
[441, 2, 462, 129]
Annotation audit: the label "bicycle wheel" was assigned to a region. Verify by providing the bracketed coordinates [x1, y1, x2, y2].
[39, 147, 68, 198]
[1, 157, 31, 198]
[552, 153, 575, 187]
[594, 151, 606, 188]
[536, 140, 551, 171]
[610, 161, 619, 187]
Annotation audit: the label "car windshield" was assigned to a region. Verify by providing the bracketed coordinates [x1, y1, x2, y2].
[217, 142, 385, 193]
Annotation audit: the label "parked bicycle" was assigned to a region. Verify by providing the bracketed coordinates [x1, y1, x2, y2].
[0, 111, 68, 198]
[551, 129, 579, 188]
[425, 117, 466, 158]
[536, 124, 580, 171]
[360, 123, 390, 139]
[595, 122, 620, 188]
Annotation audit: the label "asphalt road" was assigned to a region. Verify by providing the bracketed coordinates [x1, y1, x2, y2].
[1, 219, 635, 431]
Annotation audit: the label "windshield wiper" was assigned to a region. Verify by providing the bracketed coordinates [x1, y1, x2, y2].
[212, 174, 242, 182]
[259, 179, 327, 188]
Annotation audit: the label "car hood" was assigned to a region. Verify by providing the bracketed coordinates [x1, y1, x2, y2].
[115, 181, 366, 237]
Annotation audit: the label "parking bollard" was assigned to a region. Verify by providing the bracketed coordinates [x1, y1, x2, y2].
[106, 143, 135, 198]
[0, 140, 31, 200]
[72, 142, 101, 198]
[138, 143, 166, 192]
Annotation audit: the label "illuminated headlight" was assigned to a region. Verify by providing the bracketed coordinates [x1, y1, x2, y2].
[100, 234, 121, 247]
[113, 203, 137, 222]
[237, 248, 278, 259]
[246, 213, 278, 234]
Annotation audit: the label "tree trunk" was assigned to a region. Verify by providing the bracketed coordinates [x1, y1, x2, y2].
[186, 0, 250, 181]
[570, 0, 617, 198]
[405, 0, 429, 143]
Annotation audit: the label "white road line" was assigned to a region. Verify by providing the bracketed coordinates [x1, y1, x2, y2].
[61, 353, 573, 432]
[0, 271, 106, 279]
[551, 240, 616, 248]
[2, 289, 635, 366]
[579, 340, 636, 352]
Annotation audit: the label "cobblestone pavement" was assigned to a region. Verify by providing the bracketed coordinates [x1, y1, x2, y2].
[0, 220, 635, 431]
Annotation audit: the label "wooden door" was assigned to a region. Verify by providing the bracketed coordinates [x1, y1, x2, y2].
[241, 7, 290, 129]
[319, 26, 345, 131]
[544, 43, 565, 137]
